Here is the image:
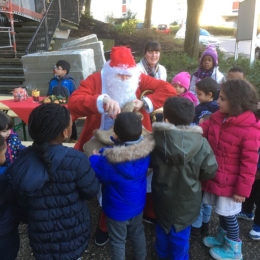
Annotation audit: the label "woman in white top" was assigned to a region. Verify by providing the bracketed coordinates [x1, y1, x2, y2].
[137, 41, 167, 81]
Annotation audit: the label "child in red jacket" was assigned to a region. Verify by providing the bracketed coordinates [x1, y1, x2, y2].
[200, 80, 260, 260]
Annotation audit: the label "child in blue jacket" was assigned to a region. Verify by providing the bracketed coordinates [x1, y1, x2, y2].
[49, 59, 77, 140]
[90, 112, 155, 260]
[0, 111, 25, 166]
[0, 135, 19, 260]
[48, 59, 76, 97]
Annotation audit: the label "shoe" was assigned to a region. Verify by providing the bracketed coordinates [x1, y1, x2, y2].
[203, 227, 227, 248]
[95, 228, 109, 246]
[236, 211, 254, 221]
[249, 224, 260, 240]
[209, 236, 242, 260]
[201, 222, 209, 236]
[190, 226, 202, 239]
[143, 216, 156, 224]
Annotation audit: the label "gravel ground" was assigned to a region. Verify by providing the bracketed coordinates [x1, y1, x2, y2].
[16, 198, 260, 260]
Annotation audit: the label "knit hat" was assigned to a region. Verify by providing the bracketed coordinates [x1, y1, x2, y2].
[200, 45, 218, 66]
[172, 72, 191, 91]
[109, 46, 136, 73]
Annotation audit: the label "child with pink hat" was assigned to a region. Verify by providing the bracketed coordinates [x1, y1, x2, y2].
[172, 72, 198, 106]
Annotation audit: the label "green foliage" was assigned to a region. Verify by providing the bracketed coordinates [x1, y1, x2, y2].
[169, 25, 181, 35]
[201, 26, 236, 36]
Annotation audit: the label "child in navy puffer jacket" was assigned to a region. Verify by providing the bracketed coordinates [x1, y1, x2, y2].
[90, 112, 155, 260]
[7, 103, 100, 260]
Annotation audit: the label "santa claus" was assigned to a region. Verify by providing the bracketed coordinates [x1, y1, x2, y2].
[68, 46, 176, 245]
[68, 46, 176, 151]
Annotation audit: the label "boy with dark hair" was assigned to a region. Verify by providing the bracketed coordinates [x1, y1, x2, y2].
[49, 59, 77, 140]
[90, 112, 154, 260]
[193, 77, 219, 124]
[151, 97, 217, 260]
[48, 60, 76, 97]
[0, 135, 19, 260]
[227, 66, 245, 80]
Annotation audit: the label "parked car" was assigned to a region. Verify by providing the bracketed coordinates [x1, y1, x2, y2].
[156, 24, 171, 34]
[175, 26, 220, 48]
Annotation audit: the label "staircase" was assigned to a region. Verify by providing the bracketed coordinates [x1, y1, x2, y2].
[0, 0, 84, 94]
[0, 21, 39, 93]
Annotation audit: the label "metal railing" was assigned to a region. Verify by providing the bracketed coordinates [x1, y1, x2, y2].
[25, 0, 85, 55]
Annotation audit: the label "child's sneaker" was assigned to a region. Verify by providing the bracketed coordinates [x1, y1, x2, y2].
[236, 211, 254, 221]
[203, 227, 227, 248]
[249, 224, 260, 240]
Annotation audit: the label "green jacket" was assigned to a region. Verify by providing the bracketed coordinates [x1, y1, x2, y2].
[151, 122, 217, 233]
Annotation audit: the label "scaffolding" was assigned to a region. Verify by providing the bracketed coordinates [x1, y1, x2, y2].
[0, 0, 17, 56]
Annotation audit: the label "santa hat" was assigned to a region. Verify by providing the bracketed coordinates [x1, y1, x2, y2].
[200, 45, 218, 66]
[172, 72, 191, 91]
[109, 46, 137, 75]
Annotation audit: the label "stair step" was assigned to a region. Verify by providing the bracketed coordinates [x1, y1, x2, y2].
[0, 75, 25, 82]
[0, 67, 24, 74]
[0, 58, 22, 65]
[15, 21, 39, 27]
[15, 32, 35, 39]
[15, 26, 38, 33]
[0, 85, 23, 92]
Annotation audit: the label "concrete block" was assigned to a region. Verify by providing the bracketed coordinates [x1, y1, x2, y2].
[21, 49, 96, 95]
[62, 34, 98, 48]
[61, 41, 106, 71]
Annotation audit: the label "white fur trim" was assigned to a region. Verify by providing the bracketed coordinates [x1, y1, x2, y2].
[152, 122, 203, 134]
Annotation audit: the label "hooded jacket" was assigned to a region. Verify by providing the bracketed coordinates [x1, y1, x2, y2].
[7, 145, 99, 260]
[151, 122, 217, 233]
[201, 110, 260, 198]
[90, 135, 155, 221]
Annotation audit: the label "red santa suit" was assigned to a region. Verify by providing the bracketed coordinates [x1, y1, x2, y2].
[68, 50, 176, 151]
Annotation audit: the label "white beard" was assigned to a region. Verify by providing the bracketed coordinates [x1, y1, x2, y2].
[102, 62, 141, 107]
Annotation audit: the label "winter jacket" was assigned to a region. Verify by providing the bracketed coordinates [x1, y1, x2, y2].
[5, 130, 25, 166]
[7, 144, 100, 260]
[201, 110, 260, 198]
[193, 100, 219, 124]
[0, 166, 18, 238]
[90, 135, 155, 221]
[137, 62, 167, 81]
[190, 66, 224, 94]
[151, 122, 217, 233]
[48, 75, 76, 97]
[180, 91, 198, 106]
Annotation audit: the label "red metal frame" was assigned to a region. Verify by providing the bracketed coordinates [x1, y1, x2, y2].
[0, 1, 43, 56]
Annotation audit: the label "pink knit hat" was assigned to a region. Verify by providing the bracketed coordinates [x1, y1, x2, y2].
[171, 72, 191, 91]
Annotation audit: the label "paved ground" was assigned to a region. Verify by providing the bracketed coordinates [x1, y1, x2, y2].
[17, 198, 260, 260]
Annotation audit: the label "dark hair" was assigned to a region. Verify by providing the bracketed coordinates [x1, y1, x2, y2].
[196, 77, 219, 100]
[228, 66, 245, 74]
[114, 112, 142, 142]
[144, 41, 161, 54]
[56, 60, 70, 74]
[28, 103, 71, 181]
[163, 97, 195, 125]
[221, 79, 258, 116]
[0, 135, 6, 152]
[0, 111, 13, 131]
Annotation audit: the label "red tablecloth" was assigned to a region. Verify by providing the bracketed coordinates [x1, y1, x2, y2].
[0, 97, 69, 124]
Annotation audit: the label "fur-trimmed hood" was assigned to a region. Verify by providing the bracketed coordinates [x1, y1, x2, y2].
[152, 122, 204, 165]
[103, 134, 155, 163]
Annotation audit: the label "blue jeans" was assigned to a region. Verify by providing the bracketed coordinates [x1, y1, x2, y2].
[192, 203, 212, 228]
[155, 224, 190, 260]
[107, 212, 146, 260]
[0, 229, 20, 260]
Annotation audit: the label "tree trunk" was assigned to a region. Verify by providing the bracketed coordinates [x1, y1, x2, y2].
[184, 0, 205, 58]
[144, 0, 153, 29]
[85, 0, 91, 14]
